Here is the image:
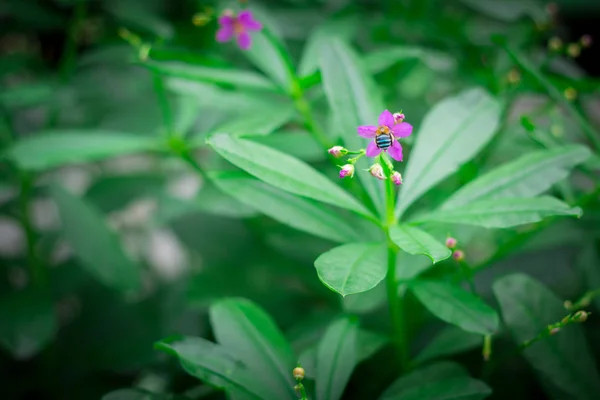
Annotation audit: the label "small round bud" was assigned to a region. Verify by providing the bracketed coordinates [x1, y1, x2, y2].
[549, 327, 560, 335]
[445, 237, 457, 249]
[580, 34, 592, 48]
[391, 171, 402, 186]
[548, 37, 562, 51]
[567, 43, 581, 58]
[572, 310, 590, 323]
[339, 164, 355, 179]
[393, 112, 405, 124]
[564, 87, 577, 101]
[328, 146, 347, 158]
[293, 367, 305, 380]
[452, 250, 464, 262]
[563, 300, 573, 310]
[368, 163, 386, 180]
[294, 384, 302, 393]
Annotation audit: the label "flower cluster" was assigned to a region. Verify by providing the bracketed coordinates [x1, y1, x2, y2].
[328, 110, 412, 185]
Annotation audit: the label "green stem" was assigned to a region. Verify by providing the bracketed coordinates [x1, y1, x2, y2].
[295, 382, 308, 400]
[20, 173, 44, 286]
[291, 86, 332, 149]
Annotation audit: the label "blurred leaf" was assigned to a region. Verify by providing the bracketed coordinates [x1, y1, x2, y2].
[211, 100, 295, 137]
[343, 281, 386, 313]
[210, 171, 360, 243]
[409, 280, 499, 335]
[4, 131, 160, 170]
[209, 298, 296, 400]
[577, 244, 600, 311]
[106, 0, 174, 39]
[442, 145, 591, 209]
[396, 88, 502, 218]
[85, 174, 165, 213]
[50, 185, 141, 292]
[143, 61, 277, 92]
[389, 225, 451, 264]
[459, 0, 545, 21]
[207, 133, 372, 217]
[414, 326, 483, 365]
[155, 337, 264, 399]
[380, 361, 491, 400]
[397, 252, 435, 281]
[493, 274, 600, 399]
[364, 46, 457, 74]
[412, 196, 582, 228]
[319, 39, 386, 217]
[251, 131, 325, 162]
[316, 316, 359, 400]
[0, 81, 56, 108]
[314, 242, 387, 296]
[102, 388, 186, 400]
[0, 287, 56, 359]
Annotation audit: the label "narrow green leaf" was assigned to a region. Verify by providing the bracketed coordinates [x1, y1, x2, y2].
[396, 88, 502, 218]
[363, 46, 457, 75]
[412, 196, 582, 228]
[316, 317, 359, 400]
[409, 280, 499, 335]
[414, 326, 483, 364]
[142, 60, 277, 92]
[314, 242, 388, 296]
[389, 225, 451, 264]
[209, 298, 297, 400]
[4, 131, 160, 170]
[0, 81, 56, 108]
[50, 184, 141, 292]
[380, 361, 491, 400]
[442, 145, 591, 209]
[0, 287, 56, 359]
[493, 274, 600, 400]
[319, 39, 386, 217]
[251, 131, 325, 163]
[211, 100, 295, 137]
[155, 337, 264, 399]
[210, 171, 360, 243]
[207, 133, 372, 218]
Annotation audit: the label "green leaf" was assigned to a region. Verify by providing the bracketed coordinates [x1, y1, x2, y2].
[211, 100, 295, 137]
[380, 361, 491, 400]
[459, 0, 545, 21]
[207, 133, 372, 218]
[155, 336, 264, 399]
[316, 316, 359, 400]
[0, 287, 56, 359]
[409, 280, 499, 335]
[210, 171, 360, 243]
[4, 131, 160, 170]
[364, 46, 457, 74]
[396, 88, 502, 218]
[143, 60, 277, 92]
[389, 225, 451, 264]
[414, 326, 483, 365]
[243, 29, 296, 93]
[50, 184, 141, 292]
[251, 131, 325, 163]
[0, 81, 56, 108]
[442, 145, 591, 209]
[314, 242, 388, 296]
[209, 298, 296, 400]
[493, 274, 600, 400]
[412, 196, 582, 229]
[102, 388, 186, 400]
[319, 39, 386, 217]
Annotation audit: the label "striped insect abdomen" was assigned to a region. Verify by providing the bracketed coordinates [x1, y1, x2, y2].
[375, 133, 393, 150]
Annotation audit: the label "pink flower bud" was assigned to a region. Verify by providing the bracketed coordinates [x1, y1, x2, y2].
[393, 112, 405, 124]
[328, 146, 347, 158]
[368, 163, 386, 180]
[446, 237, 457, 249]
[391, 171, 402, 186]
[452, 250, 464, 262]
[339, 164, 354, 179]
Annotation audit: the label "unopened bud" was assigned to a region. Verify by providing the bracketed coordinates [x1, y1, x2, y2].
[572, 310, 589, 323]
[368, 163, 386, 180]
[328, 146, 347, 158]
[294, 384, 302, 392]
[567, 43, 581, 58]
[548, 37, 562, 51]
[564, 300, 573, 310]
[549, 327, 560, 335]
[580, 34, 592, 48]
[452, 250, 464, 262]
[445, 237, 457, 249]
[391, 171, 402, 186]
[293, 367, 305, 380]
[393, 112, 405, 124]
[564, 87, 577, 101]
[339, 164, 355, 179]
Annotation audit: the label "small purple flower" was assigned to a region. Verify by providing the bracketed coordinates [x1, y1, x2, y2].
[445, 237, 457, 249]
[452, 250, 464, 262]
[339, 164, 354, 179]
[328, 146, 347, 158]
[357, 110, 413, 162]
[368, 163, 386, 180]
[216, 10, 263, 50]
[391, 171, 402, 186]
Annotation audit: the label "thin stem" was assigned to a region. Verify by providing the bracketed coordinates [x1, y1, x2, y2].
[294, 382, 308, 400]
[291, 85, 332, 149]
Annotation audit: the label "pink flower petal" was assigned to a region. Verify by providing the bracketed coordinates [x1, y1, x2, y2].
[237, 32, 252, 50]
[239, 10, 263, 31]
[387, 140, 403, 161]
[366, 141, 383, 157]
[357, 125, 377, 138]
[378, 110, 394, 128]
[218, 15, 234, 26]
[216, 25, 234, 42]
[392, 122, 413, 138]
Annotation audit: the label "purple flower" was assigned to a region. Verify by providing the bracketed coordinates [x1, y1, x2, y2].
[391, 171, 402, 186]
[368, 163, 386, 180]
[216, 10, 263, 50]
[452, 250, 464, 262]
[339, 164, 354, 179]
[328, 146, 347, 158]
[357, 110, 413, 162]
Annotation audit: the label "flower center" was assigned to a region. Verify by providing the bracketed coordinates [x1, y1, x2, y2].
[233, 19, 244, 35]
[377, 126, 391, 135]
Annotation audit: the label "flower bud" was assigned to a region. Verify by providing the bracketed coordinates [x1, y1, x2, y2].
[339, 164, 355, 179]
[548, 37, 562, 51]
[572, 310, 589, 323]
[293, 367, 305, 380]
[564, 87, 577, 101]
[391, 171, 402, 186]
[549, 327, 560, 335]
[563, 300, 573, 310]
[567, 43, 581, 58]
[294, 384, 302, 393]
[580, 34, 592, 48]
[393, 112, 405, 124]
[328, 146, 347, 158]
[452, 250, 464, 262]
[445, 237, 457, 249]
[368, 163, 386, 180]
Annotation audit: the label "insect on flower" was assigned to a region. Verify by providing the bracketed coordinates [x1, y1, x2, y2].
[215, 10, 263, 50]
[358, 110, 413, 161]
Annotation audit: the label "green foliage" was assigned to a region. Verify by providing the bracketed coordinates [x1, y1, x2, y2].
[389, 225, 451, 264]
